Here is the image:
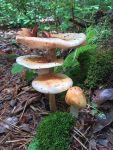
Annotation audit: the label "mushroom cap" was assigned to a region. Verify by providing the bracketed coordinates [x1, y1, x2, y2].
[32, 73, 73, 94]
[16, 33, 86, 50]
[65, 86, 86, 109]
[16, 55, 63, 69]
[50, 33, 84, 40]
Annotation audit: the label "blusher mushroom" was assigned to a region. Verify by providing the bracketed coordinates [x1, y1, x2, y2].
[65, 86, 87, 117]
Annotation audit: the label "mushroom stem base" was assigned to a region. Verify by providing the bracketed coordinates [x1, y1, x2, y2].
[70, 105, 78, 118]
[49, 94, 57, 112]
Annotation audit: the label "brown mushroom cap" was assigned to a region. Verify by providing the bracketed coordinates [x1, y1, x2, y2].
[16, 33, 86, 50]
[16, 55, 63, 69]
[32, 73, 73, 94]
[65, 86, 86, 109]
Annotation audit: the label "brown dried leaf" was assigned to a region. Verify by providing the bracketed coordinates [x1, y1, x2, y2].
[17, 28, 32, 37]
[17, 26, 38, 37]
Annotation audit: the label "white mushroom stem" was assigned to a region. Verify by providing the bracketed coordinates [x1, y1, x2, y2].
[49, 94, 57, 112]
[38, 68, 56, 112]
[70, 105, 79, 118]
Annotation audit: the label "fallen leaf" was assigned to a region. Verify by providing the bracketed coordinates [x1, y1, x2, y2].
[20, 123, 31, 132]
[93, 110, 113, 133]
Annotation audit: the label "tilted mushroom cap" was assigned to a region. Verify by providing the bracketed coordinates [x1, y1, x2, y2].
[32, 73, 73, 94]
[65, 86, 86, 109]
[16, 55, 63, 69]
[16, 33, 86, 50]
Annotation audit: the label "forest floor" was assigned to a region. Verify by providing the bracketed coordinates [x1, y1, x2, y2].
[0, 29, 113, 150]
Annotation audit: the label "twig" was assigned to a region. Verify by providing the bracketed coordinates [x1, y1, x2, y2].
[16, 86, 32, 97]
[73, 129, 83, 138]
[84, 126, 91, 136]
[13, 96, 41, 115]
[11, 106, 17, 114]
[30, 105, 37, 112]
[31, 105, 49, 114]
[19, 99, 28, 121]
[19, 138, 32, 149]
[13, 135, 33, 138]
[0, 132, 11, 144]
[73, 135, 88, 150]
[74, 127, 89, 142]
[5, 138, 28, 143]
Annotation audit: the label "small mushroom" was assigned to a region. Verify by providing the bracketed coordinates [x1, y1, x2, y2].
[65, 86, 87, 117]
[32, 73, 73, 112]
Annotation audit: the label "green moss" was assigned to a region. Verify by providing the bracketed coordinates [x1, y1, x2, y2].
[69, 45, 96, 87]
[28, 138, 39, 150]
[86, 50, 113, 88]
[31, 112, 75, 150]
[77, 50, 95, 82]
[68, 48, 113, 89]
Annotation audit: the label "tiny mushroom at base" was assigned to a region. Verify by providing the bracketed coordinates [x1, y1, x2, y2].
[32, 73, 73, 111]
[65, 86, 87, 117]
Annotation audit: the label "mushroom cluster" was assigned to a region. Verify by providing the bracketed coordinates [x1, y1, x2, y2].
[16, 28, 86, 112]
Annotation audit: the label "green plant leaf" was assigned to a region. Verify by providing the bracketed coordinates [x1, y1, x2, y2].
[11, 63, 24, 74]
[63, 50, 78, 68]
[26, 70, 36, 81]
[74, 44, 97, 59]
[86, 26, 96, 43]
